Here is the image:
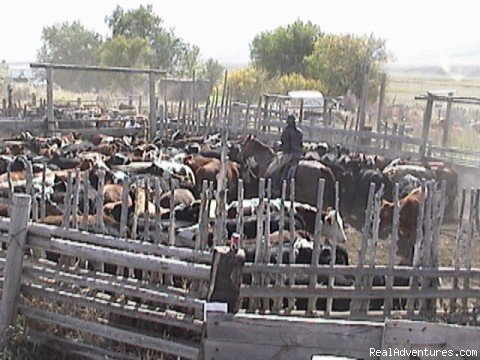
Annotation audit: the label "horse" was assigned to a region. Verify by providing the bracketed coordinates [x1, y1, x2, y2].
[240, 134, 336, 209]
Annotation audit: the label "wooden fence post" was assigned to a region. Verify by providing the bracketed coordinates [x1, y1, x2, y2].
[207, 246, 245, 313]
[307, 178, 325, 315]
[6, 161, 13, 217]
[213, 140, 228, 246]
[441, 92, 454, 154]
[384, 183, 400, 316]
[168, 179, 176, 246]
[46, 66, 55, 136]
[350, 183, 375, 316]
[0, 194, 31, 354]
[273, 180, 287, 313]
[287, 178, 296, 314]
[451, 189, 466, 312]
[376, 73, 386, 134]
[420, 94, 434, 160]
[149, 71, 157, 141]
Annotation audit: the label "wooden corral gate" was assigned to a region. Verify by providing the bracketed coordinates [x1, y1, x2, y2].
[1, 156, 480, 321]
[0, 157, 480, 358]
[0, 194, 211, 359]
[0, 195, 479, 359]
[0, 182, 479, 358]
[27, 63, 166, 140]
[203, 314, 480, 359]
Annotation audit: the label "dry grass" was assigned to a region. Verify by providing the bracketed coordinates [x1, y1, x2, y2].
[386, 72, 480, 105]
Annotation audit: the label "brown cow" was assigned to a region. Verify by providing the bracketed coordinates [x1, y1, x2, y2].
[195, 159, 241, 200]
[379, 187, 422, 264]
[183, 154, 217, 173]
[103, 184, 129, 204]
[159, 188, 195, 208]
[43, 214, 120, 236]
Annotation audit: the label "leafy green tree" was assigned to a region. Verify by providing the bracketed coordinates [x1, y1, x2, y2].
[228, 67, 269, 103]
[105, 5, 189, 72]
[268, 73, 325, 95]
[99, 36, 153, 90]
[106, 4, 161, 39]
[199, 58, 225, 91]
[100, 36, 152, 68]
[306, 34, 388, 98]
[250, 20, 322, 77]
[37, 21, 103, 90]
[177, 45, 201, 77]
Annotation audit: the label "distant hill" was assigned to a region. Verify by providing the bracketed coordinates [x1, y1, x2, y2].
[386, 64, 480, 79]
[388, 42, 480, 78]
[218, 60, 249, 70]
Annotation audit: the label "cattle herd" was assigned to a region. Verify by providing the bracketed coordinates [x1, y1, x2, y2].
[0, 130, 457, 277]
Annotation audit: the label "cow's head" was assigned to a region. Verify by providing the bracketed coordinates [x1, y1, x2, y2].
[379, 199, 394, 239]
[322, 208, 347, 243]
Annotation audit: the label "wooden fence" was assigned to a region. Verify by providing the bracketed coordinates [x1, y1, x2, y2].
[158, 100, 425, 161]
[0, 194, 211, 359]
[234, 180, 480, 320]
[1, 155, 479, 321]
[203, 314, 480, 359]
[0, 181, 479, 357]
[157, 96, 480, 167]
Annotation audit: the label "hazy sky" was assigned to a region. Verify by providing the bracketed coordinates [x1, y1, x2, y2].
[2, 0, 480, 67]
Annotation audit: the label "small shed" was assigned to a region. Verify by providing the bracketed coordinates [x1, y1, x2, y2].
[287, 90, 324, 109]
[287, 90, 324, 121]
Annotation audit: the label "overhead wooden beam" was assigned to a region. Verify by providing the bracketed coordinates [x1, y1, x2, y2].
[30, 62, 166, 75]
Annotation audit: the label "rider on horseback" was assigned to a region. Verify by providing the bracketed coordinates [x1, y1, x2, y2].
[265, 114, 303, 193]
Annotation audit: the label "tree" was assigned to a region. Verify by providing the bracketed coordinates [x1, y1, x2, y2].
[37, 21, 103, 91]
[106, 4, 162, 39]
[199, 58, 225, 91]
[177, 45, 201, 78]
[268, 73, 325, 95]
[105, 5, 189, 72]
[99, 36, 153, 90]
[227, 67, 269, 103]
[250, 20, 322, 77]
[305, 34, 388, 98]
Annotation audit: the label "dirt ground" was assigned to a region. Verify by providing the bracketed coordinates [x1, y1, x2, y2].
[342, 219, 479, 269]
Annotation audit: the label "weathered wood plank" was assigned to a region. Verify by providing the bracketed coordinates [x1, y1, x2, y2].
[240, 285, 480, 299]
[0, 195, 31, 353]
[23, 263, 205, 311]
[22, 282, 202, 332]
[26, 328, 138, 360]
[26, 221, 208, 259]
[19, 306, 199, 360]
[27, 235, 211, 280]
[380, 319, 480, 359]
[204, 313, 383, 359]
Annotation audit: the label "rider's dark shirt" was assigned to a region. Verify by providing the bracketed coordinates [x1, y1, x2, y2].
[280, 123, 303, 155]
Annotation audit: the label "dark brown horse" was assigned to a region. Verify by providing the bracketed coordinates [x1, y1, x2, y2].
[240, 135, 336, 208]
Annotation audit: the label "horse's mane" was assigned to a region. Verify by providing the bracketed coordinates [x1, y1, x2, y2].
[243, 134, 274, 155]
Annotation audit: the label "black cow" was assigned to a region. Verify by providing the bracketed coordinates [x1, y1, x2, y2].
[106, 153, 131, 167]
